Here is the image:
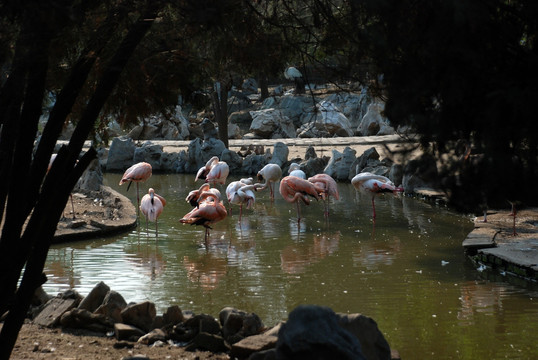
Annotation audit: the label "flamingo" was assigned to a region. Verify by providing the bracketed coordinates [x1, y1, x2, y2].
[226, 178, 258, 221]
[256, 163, 282, 200]
[179, 191, 227, 246]
[186, 183, 211, 207]
[279, 176, 322, 221]
[48, 154, 76, 219]
[288, 162, 306, 179]
[195, 156, 229, 185]
[119, 162, 152, 221]
[140, 188, 166, 238]
[351, 172, 403, 220]
[308, 173, 340, 217]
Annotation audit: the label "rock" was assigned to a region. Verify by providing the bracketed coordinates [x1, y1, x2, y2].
[60, 308, 114, 332]
[137, 328, 166, 345]
[185, 332, 229, 353]
[172, 313, 221, 342]
[280, 95, 314, 127]
[120, 301, 157, 333]
[313, 100, 354, 137]
[242, 78, 259, 95]
[133, 141, 163, 171]
[229, 110, 253, 134]
[201, 118, 218, 140]
[337, 313, 392, 360]
[356, 102, 394, 136]
[94, 290, 127, 323]
[77, 281, 110, 312]
[349, 147, 380, 179]
[276, 305, 366, 360]
[324, 91, 371, 129]
[302, 157, 328, 178]
[76, 159, 103, 192]
[33, 293, 81, 327]
[249, 108, 295, 138]
[304, 146, 317, 160]
[201, 138, 226, 164]
[219, 307, 264, 344]
[221, 148, 243, 174]
[230, 333, 278, 359]
[324, 147, 357, 181]
[389, 164, 403, 187]
[241, 154, 268, 175]
[160, 152, 180, 173]
[107, 137, 135, 171]
[162, 305, 184, 327]
[114, 323, 146, 341]
[270, 142, 289, 167]
[402, 154, 440, 194]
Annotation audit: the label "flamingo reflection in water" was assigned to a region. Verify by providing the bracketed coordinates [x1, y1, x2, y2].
[280, 231, 341, 274]
[179, 190, 227, 247]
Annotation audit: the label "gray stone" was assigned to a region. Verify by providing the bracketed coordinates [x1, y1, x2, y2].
[33, 296, 79, 327]
[270, 142, 289, 167]
[221, 148, 243, 174]
[402, 154, 439, 194]
[94, 290, 127, 323]
[324, 147, 357, 181]
[114, 323, 145, 341]
[185, 332, 229, 353]
[75, 159, 103, 192]
[133, 141, 163, 171]
[107, 137, 135, 171]
[242, 154, 268, 175]
[337, 313, 392, 360]
[137, 328, 166, 345]
[219, 307, 264, 344]
[230, 333, 278, 359]
[163, 305, 184, 326]
[276, 305, 366, 360]
[77, 281, 110, 312]
[60, 308, 114, 332]
[120, 301, 157, 333]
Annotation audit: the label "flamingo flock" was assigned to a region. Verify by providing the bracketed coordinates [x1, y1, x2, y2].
[119, 156, 405, 245]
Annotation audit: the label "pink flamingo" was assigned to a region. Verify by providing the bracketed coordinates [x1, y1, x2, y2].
[180, 191, 227, 246]
[226, 178, 259, 221]
[256, 163, 282, 200]
[351, 172, 403, 220]
[119, 162, 152, 220]
[195, 156, 229, 185]
[140, 188, 166, 238]
[308, 173, 340, 217]
[186, 183, 211, 207]
[279, 176, 322, 221]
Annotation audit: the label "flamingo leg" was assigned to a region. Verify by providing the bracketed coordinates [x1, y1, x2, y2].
[371, 197, 376, 219]
[156, 220, 158, 239]
[136, 182, 141, 223]
[239, 204, 243, 222]
[296, 201, 302, 222]
[269, 183, 274, 201]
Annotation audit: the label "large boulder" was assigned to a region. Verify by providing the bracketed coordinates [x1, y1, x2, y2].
[133, 141, 163, 171]
[324, 147, 357, 181]
[356, 102, 395, 136]
[106, 137, 135, 171]
[249, 108, 296, 138]
[325, 90, 371, 129]
[308, 100, 354, 137]
[276, 305, 366, 360]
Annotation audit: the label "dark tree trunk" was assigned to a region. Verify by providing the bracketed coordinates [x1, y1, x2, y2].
[259, 74, 269, 100]
[0, 2, 161, 358]
[212, 80, 230, 148]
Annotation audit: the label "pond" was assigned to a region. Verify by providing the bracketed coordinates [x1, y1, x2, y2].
[44, 173, 538, 359]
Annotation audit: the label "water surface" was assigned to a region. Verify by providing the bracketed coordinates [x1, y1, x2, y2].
[44, 174, 538, 359]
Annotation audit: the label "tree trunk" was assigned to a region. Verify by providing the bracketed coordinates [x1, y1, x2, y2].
[0, 2, 161, 358]
[212, 80, 230, 148]
[259, 74, 269, 100]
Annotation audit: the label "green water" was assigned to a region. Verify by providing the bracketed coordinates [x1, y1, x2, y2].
[44, 174, 538, 359]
